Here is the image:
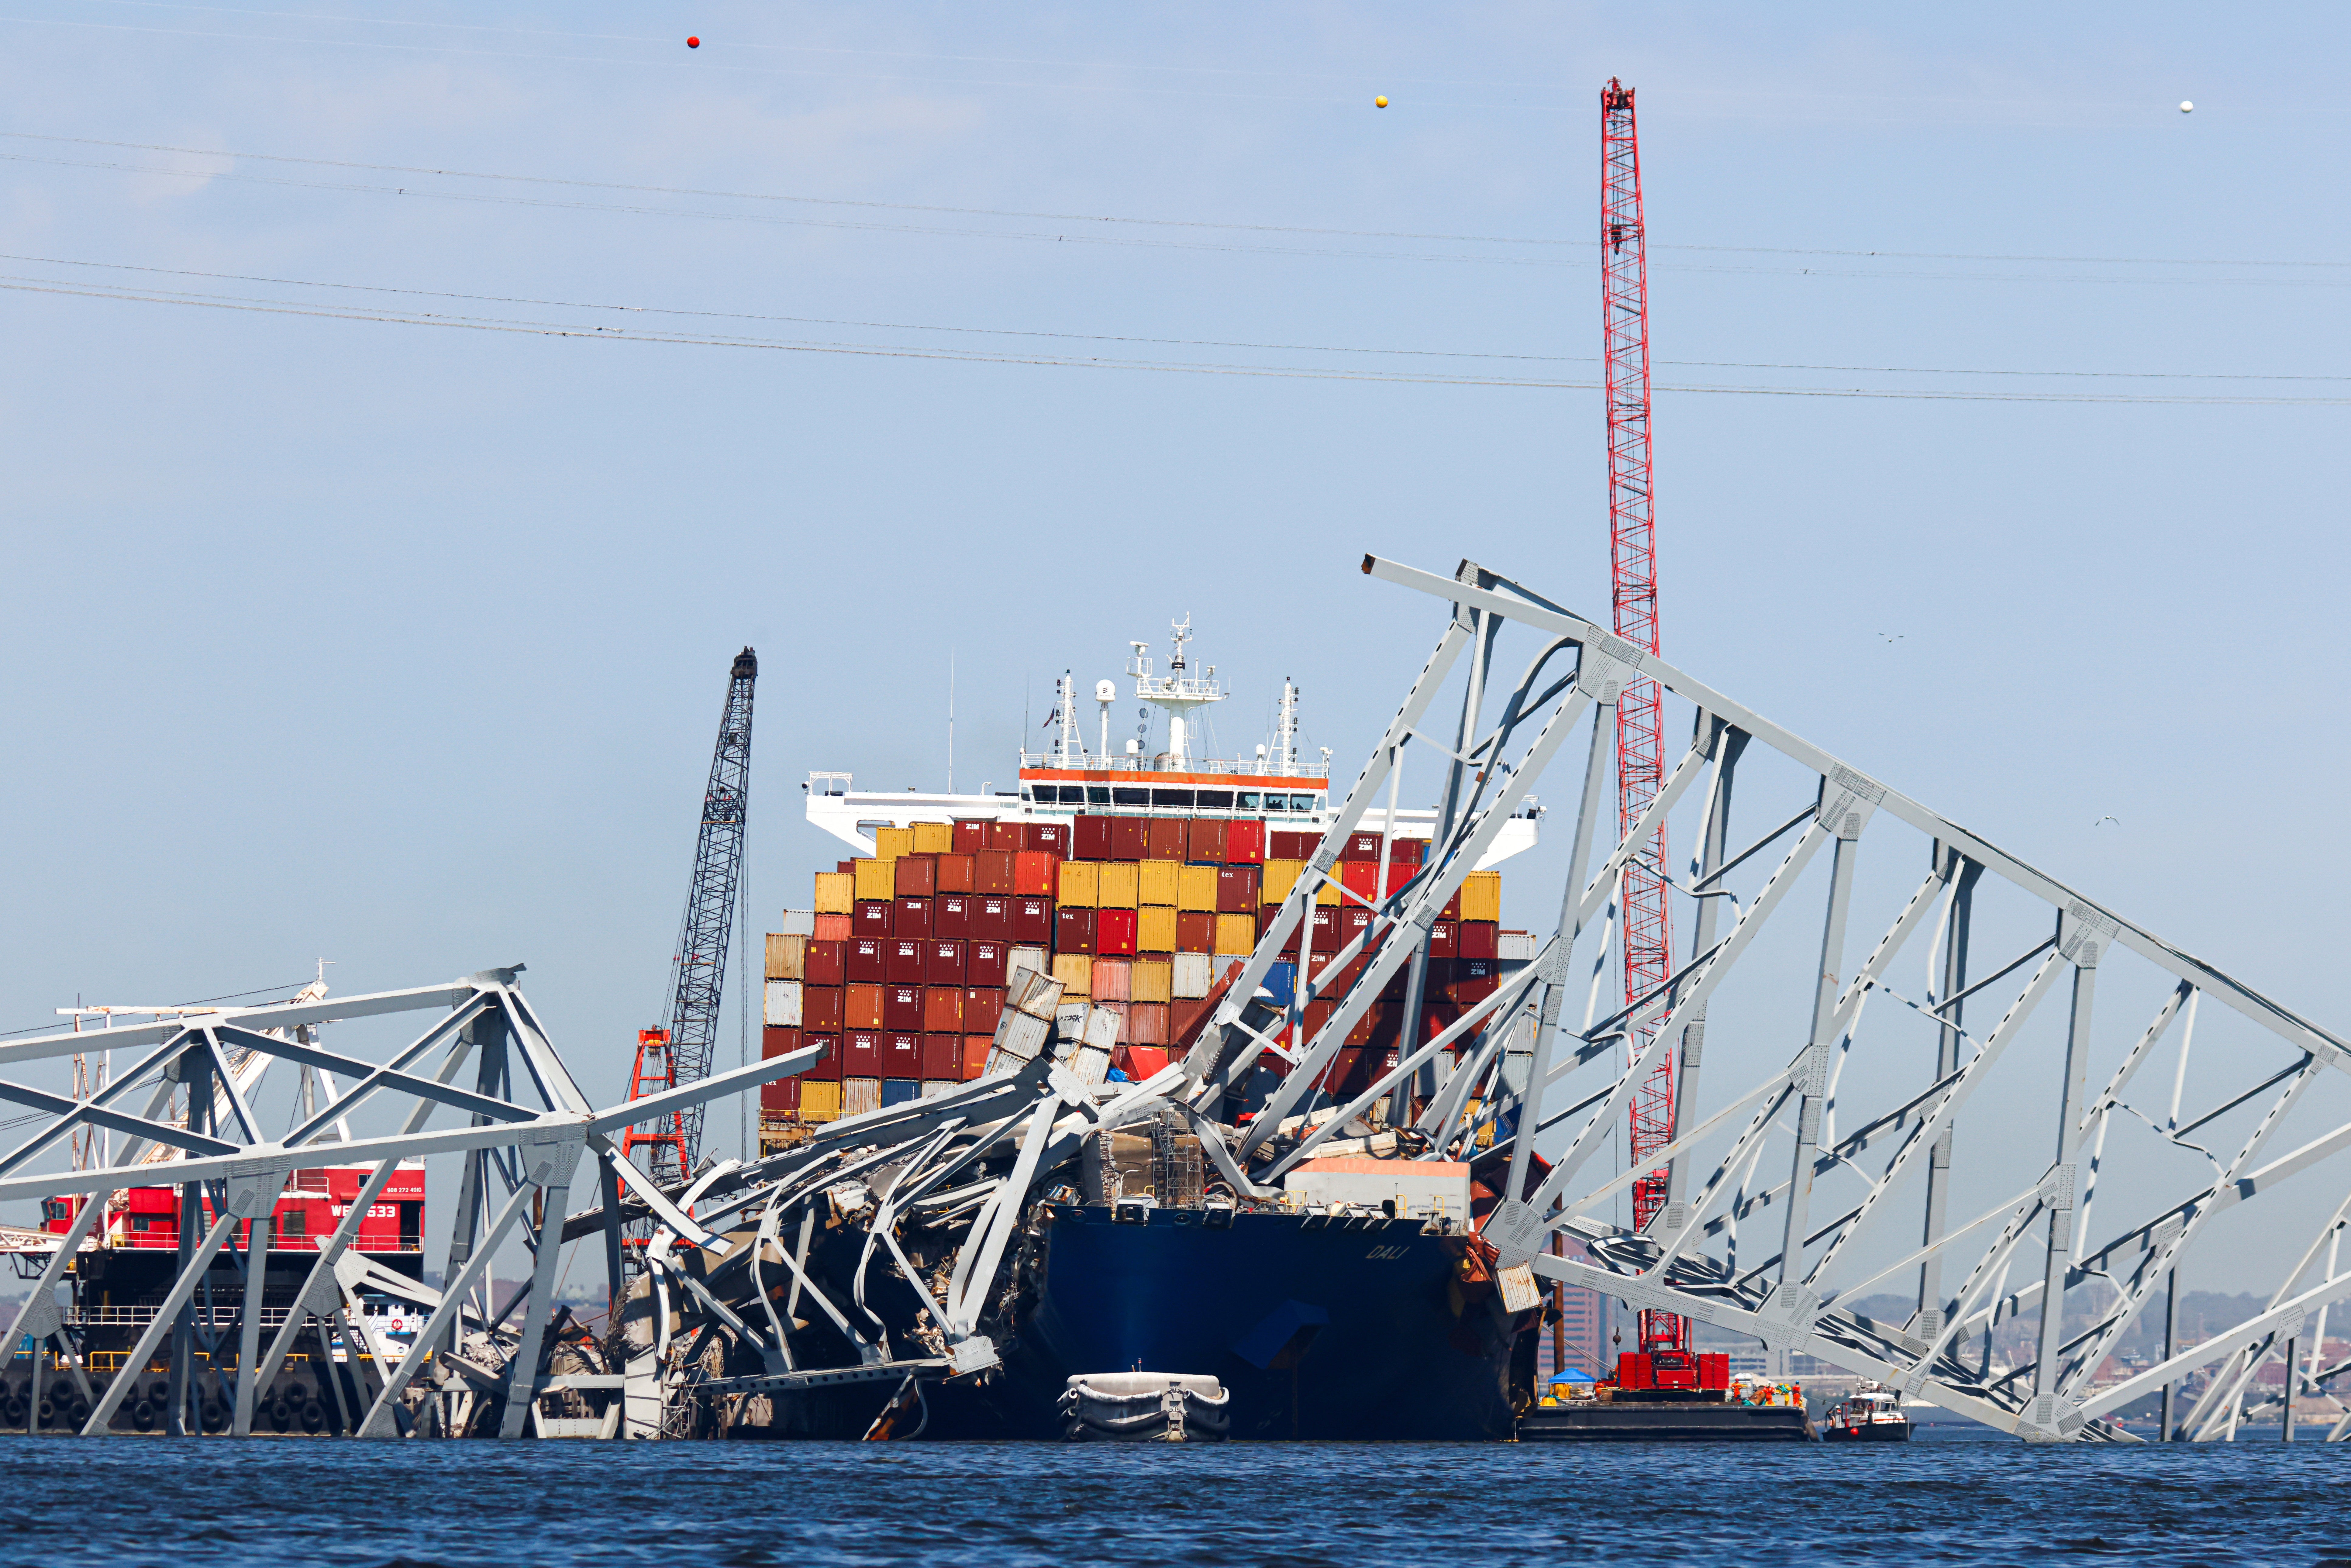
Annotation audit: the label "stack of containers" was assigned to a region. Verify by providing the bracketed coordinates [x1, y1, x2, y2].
[760, 810, 1508, 1133]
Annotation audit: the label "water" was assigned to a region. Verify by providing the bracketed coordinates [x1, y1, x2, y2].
[2, 1432, 2344, 1566]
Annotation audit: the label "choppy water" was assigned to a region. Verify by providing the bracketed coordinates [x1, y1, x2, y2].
[1, 1430, 2343, 1566]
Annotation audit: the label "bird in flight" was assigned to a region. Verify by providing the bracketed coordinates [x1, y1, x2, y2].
[1877, 632, 1904, 643]
[2094, 816, 2121, 827]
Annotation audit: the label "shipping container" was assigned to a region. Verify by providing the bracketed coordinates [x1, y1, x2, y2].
[853, 859, 895, 902]
[801, 1080, 843, 1122]
[1057, 860, 1099, 907]
[1170, 952, 1214, 999]
[1451, 957, 1499, 1007]
[1145, 818, 1186, 861]
[934, 893, 972, 939]
[1098, 861, 1143, 908]
[885, 939, 926, 984]
[1124, 1002, 1169, 1047]
[1133, 859, 1176, 907]
[1138, 905, 1179, 952]
[1172, 864, 1215, 912]
[805, 939, 845, 987]
[1114, 1044, 1173, 1081]
[1091, 957, 1132, 1002]
[974, 848, 1016, 896]
[814, 871, 855, 914]
[1131, 959, 1173, 1004]
[847, 937, 886, 985]
[844, 985, 886, 1032]
[922, 986, 964, 1033]
[1056, 905, 1096, 955]
[884, 985, 925, 1032]
[919, 1079, 956, 1100]
[1213, 913, 1255, 954]
[1270, 829, 1317, 860]
[911, 821, 954, 855]
[802, 986, 844, 1031]
[1499, 929, 1537, 962]
[1007, 945, 1050, 985]
[761, 1070, 801, 1114]
[1091, 998, 1128, 1043]
[960, 1036, 991, 1080]
[798, 1029, 843, 1082]
[1459, 921, 1500, 961]
[882, 1032, 923, 1080]
[918, 1032, 960, 1079]
[1170, 996, 1212, 1046]
[1225, 819, 1266, 863]
[1460, 869, 1503, 923]
[1429, 920, 1457, 959]
[1096, 907, 1141, 957]
[1339, 860, 1382, 903]
[1053, 952, 1093, 997]
[812, 912, 853, 943]
[1342, 831, 1383, 862]
[843, 1030, 885, 1076]
[894, 897, 933, 940]
[1013, 850, 1060, 897]
[1260, 858, 1303, 905]
[1027, 822, 1068, 855]
[962, 986, 1004, 1036]
[937, 853, 976, 894]
[1109, 816, 1146, 859]
[985, 820, 1024, 852]
[1012, 897, 1055, 945]
[966, 939, 1009, 987]
[923, 939, 967, 985]
[953, 819, 990, 854]
[1176, 909, 1216, 953]
[765, 932, 804, 980]
[895, 854, 938, 898]
[972, 895, 1012, 941]
[843, 1077, 884, 1118]
[872, 825, 913, 863]
[1216, 864, 1260, 914]
[1186, 818, 1227, 863]
[854, 899, 893, 937]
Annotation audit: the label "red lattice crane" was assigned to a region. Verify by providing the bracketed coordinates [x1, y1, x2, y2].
[1602, 78, 1683, 1355]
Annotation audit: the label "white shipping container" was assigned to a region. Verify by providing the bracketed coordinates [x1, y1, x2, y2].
[1071, 1045, 1112, 1087]
[920, 1079, 957, 1100]
[1170, 952, 1213, 1000]
[1499, 930, 1538, 962]
[995, 1009, 1052, 1061]
[1081, 1006, 1121, 1054]
[1009, 968, 1066, 1021]
[780, 908, 817, 937]
[763, 980, 803, 1027]
[1054, 1001, 1091, 1051]
[1008, 945, 1050, 987]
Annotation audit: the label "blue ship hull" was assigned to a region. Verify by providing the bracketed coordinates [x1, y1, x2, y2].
[941, 1203, 1531, 1440]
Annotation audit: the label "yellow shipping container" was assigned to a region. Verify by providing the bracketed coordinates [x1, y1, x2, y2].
[1053, 952, 1093, 997]
[1214, 913, 1256, 953]
[802, 1080, 842, 1123]
[1137, 906, 1178, 952]
[1177, 865, 1219, 912]
[1097, 861, 1141, 909]
[1316, 873, 1339, 908]
[1058, 861, 1100, 908]
[1132, 958, 1173, 1003]
[911, 820, 954, 854]
[814, 871, 855, 914]
[853, 858, 895, 901]
[1460, 870, 1503, 923]
[874, 825, 914, 863]
[765, 933, 805, 981]
[1262, 859, 1303, 904]
[1137, 860, 1181, 906]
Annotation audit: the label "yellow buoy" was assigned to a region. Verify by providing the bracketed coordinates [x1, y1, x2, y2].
[1375, 96, 1388, 108]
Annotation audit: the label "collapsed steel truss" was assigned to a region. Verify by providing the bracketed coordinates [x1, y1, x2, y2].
[1187, 556, 2351, 1442]
[0, 967, 809, 1438]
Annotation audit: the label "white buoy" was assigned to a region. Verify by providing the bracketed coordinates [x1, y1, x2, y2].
[2180, 100, 2194, 113]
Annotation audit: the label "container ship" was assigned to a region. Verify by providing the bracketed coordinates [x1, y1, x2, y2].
[746, 622, 1550, 1439]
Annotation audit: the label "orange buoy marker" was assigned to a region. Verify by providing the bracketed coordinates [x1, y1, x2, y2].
[687, 35, 701, 48]
[1374, 95, 1388, 108]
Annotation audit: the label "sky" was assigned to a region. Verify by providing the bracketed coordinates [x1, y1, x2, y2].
[5, 2, 2350, 1297]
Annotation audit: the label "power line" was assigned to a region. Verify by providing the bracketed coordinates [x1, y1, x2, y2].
[0, 977, 320, 1039]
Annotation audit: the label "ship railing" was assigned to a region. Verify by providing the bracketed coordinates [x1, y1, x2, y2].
[1017, 751, 1330, 778]
[67, 1304, 300, 1329]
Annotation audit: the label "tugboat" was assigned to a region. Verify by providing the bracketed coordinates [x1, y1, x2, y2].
[1819, 1380, 1912, 1442]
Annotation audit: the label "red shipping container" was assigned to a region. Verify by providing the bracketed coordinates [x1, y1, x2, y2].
[1458, 921, 1499, 961]
[922, 986, 964, 1032]
[1027, 822, 1068, 855]
[962, 986, 1004, 1035]
[760, 1023, 799, 1078]
[1338, 906, 1376, 945]
[1145, 818, 1186, 861]
[1056, 906, 1096, 955]
[842, 1029, 885, 1076]
[1096, 907, 1140, 956]
[1013, 850, 1061, 897]
[967, 940, 1009, 987]
[934, 894, 972, 939]
[985, 821, 1024, 852]
[1441, 888, 1463, 922]
[1345, 1003, 1388, 1048]
[805, 939, 846, 986]
[1186, 819, 1227, 863]
[1451, 957, 1499, 1007]
[1316, 1047, 1369, 1096]
[1384, 861, 1418, 898]
[924, 939, 967, 985]
[812, 913, 853, 943]
[844, 984, 886, 1030]
[936, 854, 976, 894]
[884, 984, 925, 1032]
[953, 819, 989, 854]
[1177, 910, 1216, 953]
[1216, 864, 1260, 914]
[799, 1030, 841, 1082]
[1388, 837, 1425, 866]
[1429, 920, 1457, 959]
[1110, 816, 1147, 859]
[838, 861, 856, 875]
[1170, 999, 1210, 1046]
[854, 899, 893, 937]
[894, 854, 938, 897]
[960, 1036, 992, 1080]
[801, 986, 844, 1031]
[1073, 815, 1112, 860]
[1012, 897, 1055, 945]
[1127, 1001, 1169, 1045]
[882, 1032, 923, 1079]
[1225, 820, 1265, 863]
[972, 896, 1013, 941]
[762, 1073, 801, 1114]
[846, 936, 886, 984]
[894, 897, 933, 940]
[1270, 830, 1316, 860]
[1339, 860, 1382, 903]
[1342, 831, 1384, 862]
[1115, 1044, 1174, 1080]
[974, 849, 1016, 895]
[885, 939, 926, 984]
[920, 1032, 960, 1079]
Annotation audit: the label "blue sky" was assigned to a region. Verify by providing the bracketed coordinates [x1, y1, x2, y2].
[4, 4, 2348, 1287]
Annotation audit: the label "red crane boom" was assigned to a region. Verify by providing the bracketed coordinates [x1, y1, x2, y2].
[1601, 77, 1684, 1355]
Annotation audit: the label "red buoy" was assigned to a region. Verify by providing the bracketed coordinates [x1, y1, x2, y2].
[686, 35, 701, 48]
